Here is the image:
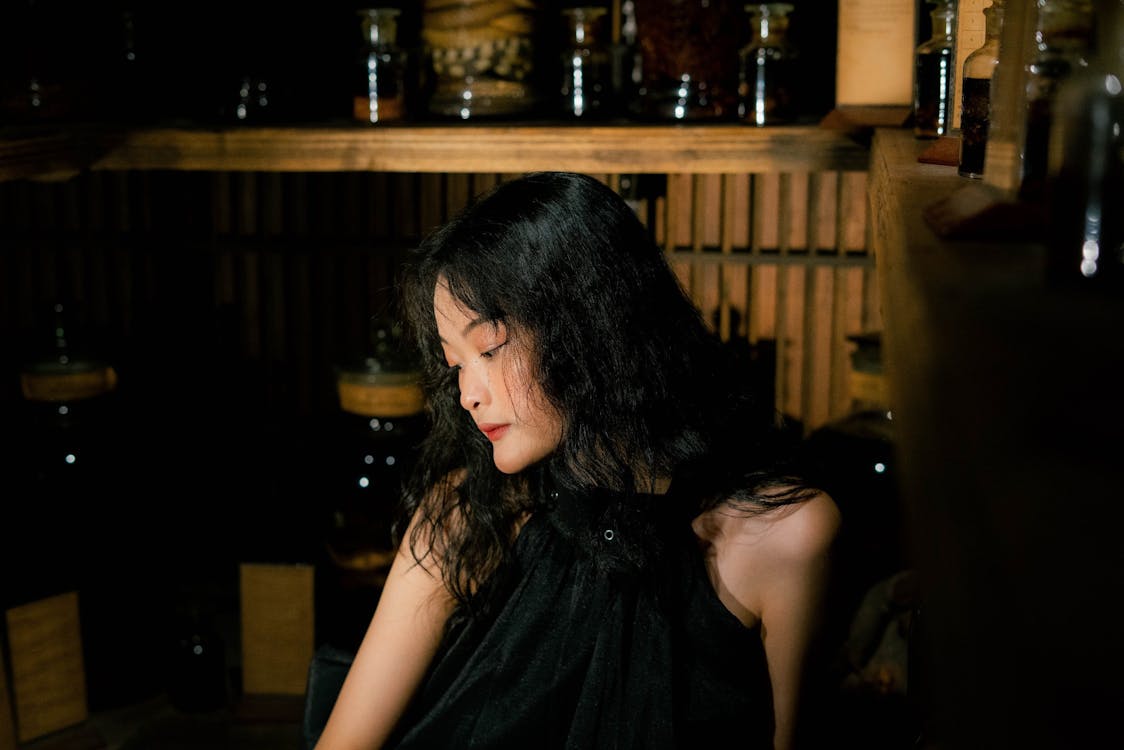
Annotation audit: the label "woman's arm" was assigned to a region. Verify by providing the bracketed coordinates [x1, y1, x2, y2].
[706, 492, 841, 750]
[314, 507, 456, 750]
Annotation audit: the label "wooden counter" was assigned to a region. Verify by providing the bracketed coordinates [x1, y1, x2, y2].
[870, 128, 1124, 748]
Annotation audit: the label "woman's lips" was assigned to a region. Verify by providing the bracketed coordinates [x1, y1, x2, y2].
[478, 423, 509, 441]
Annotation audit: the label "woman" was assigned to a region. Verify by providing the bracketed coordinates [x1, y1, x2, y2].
[316, 171, 840, 749]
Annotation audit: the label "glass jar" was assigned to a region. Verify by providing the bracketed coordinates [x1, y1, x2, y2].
[958, 0, 1006, 178]
[738, 3, 799, 126]
[913, 0, 957, 138]
[612, 0, 644, 112]
[354, 8, 408, 123]
[1019, 0, 1095, 200]
[559, 6, 613, 119]
[421, 0, 539, 120]
[317, 316, 427, 647]
[1044, 0, 1124, 288]
[631, 0, 741, 121]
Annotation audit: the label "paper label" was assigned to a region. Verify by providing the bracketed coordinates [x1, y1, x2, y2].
[836, 0, 917, 106]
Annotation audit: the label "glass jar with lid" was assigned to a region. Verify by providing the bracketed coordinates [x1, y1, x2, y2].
[318, 315, 428, 647]
[631, 0, 741, 121]
[913, 0, 957, 138]
[738, 3, 799, 126]
[354, 8, 408, 123]
[421, 0, 540, 120]
[559, 6, 613, 119]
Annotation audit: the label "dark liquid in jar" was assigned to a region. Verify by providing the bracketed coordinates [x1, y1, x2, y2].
[914, 48, 953, 138]
[958, 76, 991, 177]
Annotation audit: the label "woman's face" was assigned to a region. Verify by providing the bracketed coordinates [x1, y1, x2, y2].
[434, 280, 563, 474]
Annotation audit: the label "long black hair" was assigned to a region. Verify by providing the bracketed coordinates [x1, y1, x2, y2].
[398, 171, 815, 606]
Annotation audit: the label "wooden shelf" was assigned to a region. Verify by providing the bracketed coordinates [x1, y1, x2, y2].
[1, 123, 870, 180]
[0, 126, 107, 183]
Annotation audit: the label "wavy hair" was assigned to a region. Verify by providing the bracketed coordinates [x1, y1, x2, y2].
[397, 172, 815, 607]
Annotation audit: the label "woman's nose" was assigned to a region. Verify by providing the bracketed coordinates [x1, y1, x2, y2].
[458, 367, 486, 411]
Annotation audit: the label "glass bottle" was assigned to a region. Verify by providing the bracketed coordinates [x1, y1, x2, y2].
[559, 6, 613, 119]
[738, 3, 799, 126]
[1044, 0, 1124, 288]
[631, 0, 741, 121]
[913, 0, 957, 138]
[422, 0, 540, 120]
[958, 0, 1006, 178]
[1019, 0, 1095, 200]
[354, 8, 408, 123]
[611, 0, 644, 114]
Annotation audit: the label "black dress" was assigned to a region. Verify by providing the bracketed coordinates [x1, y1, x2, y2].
[387, 477, 774, 749]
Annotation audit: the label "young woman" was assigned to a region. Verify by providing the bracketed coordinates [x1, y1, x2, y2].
[315, 171, 840, 750]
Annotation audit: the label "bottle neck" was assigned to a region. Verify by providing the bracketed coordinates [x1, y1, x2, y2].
[564, 9, 606, 46]
[983, 4, 1004, 41]
[362, 12, 398, 47]
[748, 12, 790, 45]
[930, 6, 956, 42]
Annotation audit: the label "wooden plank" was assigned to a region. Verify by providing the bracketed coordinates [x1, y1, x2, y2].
[86, 126, 870, 175]
[0, 129, 96, 183]
[5, 592, 87, 743]
[239, 563, 315, 697]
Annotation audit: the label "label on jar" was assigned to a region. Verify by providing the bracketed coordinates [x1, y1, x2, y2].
[836, 0, 915, 106]
[337, 381, 425, 417]
[21, 366, 118, 402]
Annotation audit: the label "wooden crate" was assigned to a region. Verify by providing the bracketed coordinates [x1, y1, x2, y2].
[5, 592, 87, 743]
[239, 563, 315, 697]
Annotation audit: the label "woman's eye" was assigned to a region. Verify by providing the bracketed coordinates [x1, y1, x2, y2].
[480, 342, 506, 359]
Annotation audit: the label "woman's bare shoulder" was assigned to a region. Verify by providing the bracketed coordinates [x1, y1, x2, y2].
[696, 491, 841, 567]
[693, 490, 840, 626]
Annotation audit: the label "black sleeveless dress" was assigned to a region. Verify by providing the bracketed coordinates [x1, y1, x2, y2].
[387, 477, 774, 749]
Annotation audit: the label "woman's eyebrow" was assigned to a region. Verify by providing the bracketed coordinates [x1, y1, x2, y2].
[461, 317, 489, 338]
[437, 317, 490, 345]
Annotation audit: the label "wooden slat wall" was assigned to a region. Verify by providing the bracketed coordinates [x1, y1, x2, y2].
[0, 169, 877, 431]
[652, 171, 878, 430]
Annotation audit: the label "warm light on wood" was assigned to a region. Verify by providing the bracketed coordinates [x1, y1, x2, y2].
[84, 125, 869, 175]
[240, 563, 315, 697]
[5, 592, 88, 743]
